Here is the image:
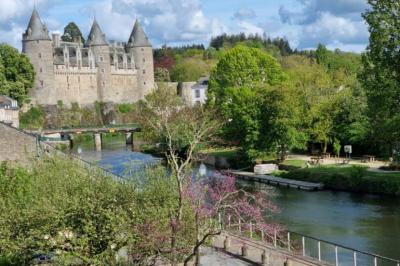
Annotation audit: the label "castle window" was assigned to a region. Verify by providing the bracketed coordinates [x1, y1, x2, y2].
[142, 70, 146, 74]
[78, 76, 80, 83]
[195, 90, 200, 98]
[101, 69, 105, 73]
[38, 53, 42, 59]
[99, 56, 104, 62]
[36, 40, 39, 44]
[40, 80, 44, 87]
[40, 68, 43, 73]
[141, 48, 144, 51]
[142, 58, 145, 63]
[144, 82, 146, 85]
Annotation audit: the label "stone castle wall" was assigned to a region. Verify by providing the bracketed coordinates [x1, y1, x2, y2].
[0, 122, 38, 165]
[24, 42, 154, 107]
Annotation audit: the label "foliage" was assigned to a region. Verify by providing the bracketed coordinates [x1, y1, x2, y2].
[61, 22, 85, 43]
[117, 103, 134, 114]
[0, 44, 35, 105]
[333, 138, 341, 157]
[360, 0, 400, 156]
[182, 174, 279, 264]
[0, 157, 138, 265]
[170, 58, 213, 82]
[19, 106, 45, 129]
[154, 67, 171, 82]
[208, 45, 286, 104]
[137, 86, 221, 264]
[210, 33, 294, 56]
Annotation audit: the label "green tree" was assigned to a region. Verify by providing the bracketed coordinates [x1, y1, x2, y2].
[170, 58, 211, 82]
[360, 0, 400, 155]
[61, 22, 85, 43]
[0, 44, 35, 104]
[208, 46, 286, 103]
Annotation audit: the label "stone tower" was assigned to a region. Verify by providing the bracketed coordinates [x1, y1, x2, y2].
[126, 20, 155, 99]
[22, 8, 55, 105]
[86, 19, 111, 102]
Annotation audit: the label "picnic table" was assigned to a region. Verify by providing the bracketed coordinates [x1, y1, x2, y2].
[362, 155, 375, 163]
[309, 156, 324, 165]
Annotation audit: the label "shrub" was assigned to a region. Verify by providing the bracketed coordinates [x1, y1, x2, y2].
[19, 106, 45, 129]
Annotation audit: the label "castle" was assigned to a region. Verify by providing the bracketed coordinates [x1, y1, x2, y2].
[22, 9, 155, 106]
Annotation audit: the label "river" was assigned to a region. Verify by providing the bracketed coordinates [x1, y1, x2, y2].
[70, 136, 400, 264]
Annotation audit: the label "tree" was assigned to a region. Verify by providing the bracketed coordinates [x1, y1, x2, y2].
[61, 22, 85, 43]
[360, 0, 400, 155]
[182, 174, 279, 265]
[154, 67, 171, 82]
[0, 44, 35, 104]
[208, 46, 286, 103]
[137, 87, 220, 264]
[170, 58, 211, 82]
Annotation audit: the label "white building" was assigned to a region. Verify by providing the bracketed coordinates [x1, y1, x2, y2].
[0, 95, 19, 128]
[178, 77, 208, 106]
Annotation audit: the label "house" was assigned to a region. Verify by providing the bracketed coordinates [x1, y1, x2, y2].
[177, 77, 208, 106]
[0, 95, 19, 128]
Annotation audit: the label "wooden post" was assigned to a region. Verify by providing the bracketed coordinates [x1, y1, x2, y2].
[223, 236, 230, 250]
[261, 250, 269, 265]
[241, 244, 248, 257]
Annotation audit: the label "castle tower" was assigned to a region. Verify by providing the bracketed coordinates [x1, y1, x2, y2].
[126, 20, 154, 99]
[22, 8, 55, 105]
[86, 19, 111, 102]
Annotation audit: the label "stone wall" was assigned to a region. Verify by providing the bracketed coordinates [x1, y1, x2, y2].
[0, 122, 38, 165]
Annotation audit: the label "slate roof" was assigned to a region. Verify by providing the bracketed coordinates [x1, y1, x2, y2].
[127, 20, 152, 48]
[23, 8, 51, 41]
[86, 19, 108, 46]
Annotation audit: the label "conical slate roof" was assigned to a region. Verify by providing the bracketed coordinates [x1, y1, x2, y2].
[86, 19, 108, 46]
[127, 20, 152, 47]
[24, 8, 51, 41]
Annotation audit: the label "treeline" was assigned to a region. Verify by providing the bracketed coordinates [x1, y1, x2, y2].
[210, 33, 293, 56]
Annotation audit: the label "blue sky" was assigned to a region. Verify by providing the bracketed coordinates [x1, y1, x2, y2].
[0, 0, 369, 52]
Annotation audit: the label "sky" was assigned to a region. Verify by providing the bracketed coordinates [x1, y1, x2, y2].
[0, 0, 370, 52]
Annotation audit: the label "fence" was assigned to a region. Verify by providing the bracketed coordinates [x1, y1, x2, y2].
[219, 213, 400, 266]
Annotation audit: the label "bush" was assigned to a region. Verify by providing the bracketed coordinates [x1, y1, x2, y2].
[19, 106, 45, 129]
[0, 157, 138, 264]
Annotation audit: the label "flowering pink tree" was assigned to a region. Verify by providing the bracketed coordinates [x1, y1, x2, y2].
[182, 173, 280, 265]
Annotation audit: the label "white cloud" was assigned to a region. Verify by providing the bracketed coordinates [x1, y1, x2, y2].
[237, 21, 264, 36]
[300, 12, 368, 48]
[277, 0, 368, 51]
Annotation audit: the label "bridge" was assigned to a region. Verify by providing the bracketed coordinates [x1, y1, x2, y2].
[25, 125, 141, 151]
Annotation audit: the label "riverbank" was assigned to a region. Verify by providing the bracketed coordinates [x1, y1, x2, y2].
[275, 165, 400, 196]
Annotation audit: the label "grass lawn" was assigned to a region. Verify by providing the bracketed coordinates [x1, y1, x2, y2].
[276, 165, 400, 196]
[280, 159, 306, 168]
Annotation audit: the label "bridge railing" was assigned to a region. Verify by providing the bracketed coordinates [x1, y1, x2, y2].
[218, 213, 400, 266]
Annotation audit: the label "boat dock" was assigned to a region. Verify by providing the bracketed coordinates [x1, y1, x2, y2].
[227, 170, 324, 191]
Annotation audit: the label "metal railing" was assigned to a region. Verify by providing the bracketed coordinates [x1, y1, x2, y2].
[36, 139, 161, 182]
[219, 214, 400, 266]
